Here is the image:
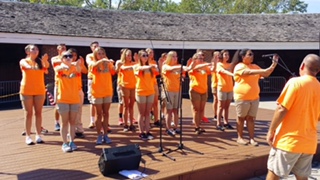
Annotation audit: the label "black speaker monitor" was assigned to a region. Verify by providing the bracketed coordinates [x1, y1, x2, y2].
[98, 144, 141, 176]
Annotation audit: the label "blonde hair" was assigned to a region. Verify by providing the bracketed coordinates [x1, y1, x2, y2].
[120, 49, 131, 63]
[165, 51, 177, 65]
[93, 47, 106, 61]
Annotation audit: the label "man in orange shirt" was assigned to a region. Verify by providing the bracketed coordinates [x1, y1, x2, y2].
[266, 54, 320, 180]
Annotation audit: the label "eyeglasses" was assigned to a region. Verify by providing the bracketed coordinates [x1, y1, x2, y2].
[142, 54, 148, 58]
[247, 53, 254, 56]
[63, 55, 73, 59]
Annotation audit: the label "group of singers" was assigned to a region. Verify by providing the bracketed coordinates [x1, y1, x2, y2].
[19, 42, 278, 152]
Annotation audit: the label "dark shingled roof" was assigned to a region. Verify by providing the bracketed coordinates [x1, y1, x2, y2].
[1, 1, 320, 42]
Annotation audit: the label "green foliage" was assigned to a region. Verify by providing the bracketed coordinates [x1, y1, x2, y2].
[19, 0, 309, 14]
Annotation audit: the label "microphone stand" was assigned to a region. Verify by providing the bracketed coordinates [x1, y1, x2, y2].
[165, 36, 203, 156]
[265, 55, 296, 77]
[157, 73, 175, 161]
[146, 31, 175, 161]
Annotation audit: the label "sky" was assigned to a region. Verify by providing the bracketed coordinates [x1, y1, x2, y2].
[304, 0, 320, 13]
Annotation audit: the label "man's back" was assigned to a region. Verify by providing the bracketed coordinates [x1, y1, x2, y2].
[274, 75, 320, 154]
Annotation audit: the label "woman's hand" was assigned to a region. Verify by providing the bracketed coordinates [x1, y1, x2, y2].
[41, 53, 50, 68]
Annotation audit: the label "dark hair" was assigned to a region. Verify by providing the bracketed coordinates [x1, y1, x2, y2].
[68, 48, 78, 60]
[90, 41, 99, 47]
[220, 49, 229, 62]
[25, 44, 43, 69]
[231, 48, 250, 65]
[68, 48, 77, 54]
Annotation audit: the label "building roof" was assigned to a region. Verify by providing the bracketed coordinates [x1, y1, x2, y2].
[1, 1, 320, 43]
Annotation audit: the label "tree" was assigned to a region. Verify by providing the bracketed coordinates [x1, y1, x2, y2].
[178, 0, 307, 14]
[17, 0, 308, 14]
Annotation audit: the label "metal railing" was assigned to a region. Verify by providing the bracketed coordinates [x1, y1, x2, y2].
[258, 76, 287, 94]
[0, 81, 20, 104]
[0, 76, 293, 106]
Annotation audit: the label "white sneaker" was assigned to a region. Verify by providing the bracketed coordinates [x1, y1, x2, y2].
[62, 143, 72, 153]
[69, 142, 78, 151]
[35, 135, 44, 144]
[26, 136, 34, 145]
[171, 122, 175, 127]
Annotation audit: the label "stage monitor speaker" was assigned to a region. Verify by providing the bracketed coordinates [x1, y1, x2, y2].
[98, 144, 141, 176]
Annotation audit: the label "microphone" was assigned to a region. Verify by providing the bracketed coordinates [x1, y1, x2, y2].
[262, 54, 276, 58]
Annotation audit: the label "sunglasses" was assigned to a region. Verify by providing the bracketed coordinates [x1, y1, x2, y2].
[63, 54, 73, 59]
[142, 54, 148, 58]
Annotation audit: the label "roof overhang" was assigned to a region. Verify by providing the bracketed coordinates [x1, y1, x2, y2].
[0, 32, 318, 50]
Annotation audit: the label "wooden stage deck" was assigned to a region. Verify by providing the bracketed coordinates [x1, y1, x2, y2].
[1, 99, 320, 180]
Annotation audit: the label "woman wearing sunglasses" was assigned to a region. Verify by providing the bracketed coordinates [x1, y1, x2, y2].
[19, 44, 49, 145]
[89, 47, 115, 145]
[233, 49, 278, 146]
[54, 50, 81, 152]
[134, 50, 158, 140]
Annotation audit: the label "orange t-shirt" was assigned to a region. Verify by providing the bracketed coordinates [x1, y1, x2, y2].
[119, 65, 136, 89]
[188, 66, 211, 94]
[86, 53, 94, 79]
[216, 62, 233, 92]
[162, 65, 181, 92]
[149, 60, 160, 85]
[273, 75, 320, 154]
[134, 66, 156, 96]
[56, 65, 81, 104]
[19, 60, 46, 96]
[233, 63, 261, 101]
[91, 62, 115, 98]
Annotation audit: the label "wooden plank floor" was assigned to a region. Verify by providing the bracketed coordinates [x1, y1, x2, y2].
[0, 99, 319, 180]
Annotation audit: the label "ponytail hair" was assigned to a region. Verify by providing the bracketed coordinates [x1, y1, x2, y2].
[25, 44, 43, 69]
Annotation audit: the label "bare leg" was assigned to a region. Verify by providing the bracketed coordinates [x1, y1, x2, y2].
[123, 96, 130, 126]
[22, 98, 33, 137]
[34, 95, 45, 136]
[266, 170, 280, 180]
[246, 116, 255, 139]
[165, 109, 173, 130]
[129, 95, 135, 125]
[223, 99, 232, 124]
[217, 100, 226, 127]
[102, 103, 111, 135]
[60, 112, 70, 144]
[94, 104, 103, 135]
[137, 102, 146, 133]
[236, 116, 248, 144]
[212, 93, 218, 118]
[69, 111, 77, 142]
[199, 100, 206, 130]
[191, 100, 201, 128]
[172, 109, 178, 127]
[145, 101, 153, 133]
